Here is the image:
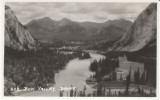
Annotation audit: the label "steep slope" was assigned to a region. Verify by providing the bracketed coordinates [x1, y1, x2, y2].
[5, 5, 35, 50]
[112, 3, 157, 52]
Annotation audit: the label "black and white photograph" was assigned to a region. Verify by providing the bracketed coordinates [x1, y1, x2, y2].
[3, 1, 157, 97]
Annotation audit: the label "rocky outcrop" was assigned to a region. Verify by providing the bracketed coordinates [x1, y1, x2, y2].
[112, 3, 157, 52]
[5, 5, 35, 50]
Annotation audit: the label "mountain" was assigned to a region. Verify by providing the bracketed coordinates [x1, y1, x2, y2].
[53, 18, 88, 40]
[90, 25, 126, 41]
[26, 17, 57, 41]
[26, 18, 88, 41]
[112, 3, 157, 52]
[5, 5, 35, 50]
[80, 19, 132, 50]
[26, 17, 132, 41]
[102, 19, 132, 31]
[78, 22, 103, 36]
[79, 19, 132, 36]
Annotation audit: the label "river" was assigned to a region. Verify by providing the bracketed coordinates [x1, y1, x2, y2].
[17, 53, 105, 96]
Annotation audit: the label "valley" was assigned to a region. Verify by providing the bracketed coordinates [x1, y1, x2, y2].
[4, 3, 157, 97]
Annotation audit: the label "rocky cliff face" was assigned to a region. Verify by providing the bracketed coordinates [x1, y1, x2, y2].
[112, 3, 157, 52]
[5, 5, 35, 50]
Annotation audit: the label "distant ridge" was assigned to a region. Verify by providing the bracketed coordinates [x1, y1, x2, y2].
[26, 17, 132, 41]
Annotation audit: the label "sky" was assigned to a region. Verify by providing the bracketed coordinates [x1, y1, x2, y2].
[6, 2, 150, 24]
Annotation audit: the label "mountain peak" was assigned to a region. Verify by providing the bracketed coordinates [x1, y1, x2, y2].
[118, 18, 131, 22]
[37, 17, 53, 22]
[41, 17, 52, 20]
[60, 18, 72, 22]
[5, 5, 10, 10]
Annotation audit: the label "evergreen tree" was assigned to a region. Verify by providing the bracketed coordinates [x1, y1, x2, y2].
[108, 88, 111, 96]
[102, 87, 105, 96]
[97, 84, 102, 96]
[74, 89, 77, 97]
[125, 66, 131, 95]
[70, 88, 73, 97]
[120, 73, 123, 81]
[83, 85, 86, 96]
[140, 68, 146, 84]
[134, 67, 140, 84]
[137, 67, 140, 84]
[92, 91, 96, 97]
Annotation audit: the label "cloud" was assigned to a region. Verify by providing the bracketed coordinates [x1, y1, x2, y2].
[6, 2, 150, 24]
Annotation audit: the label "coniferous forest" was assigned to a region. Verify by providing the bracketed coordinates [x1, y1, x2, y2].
[4, 46, 81, 95]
